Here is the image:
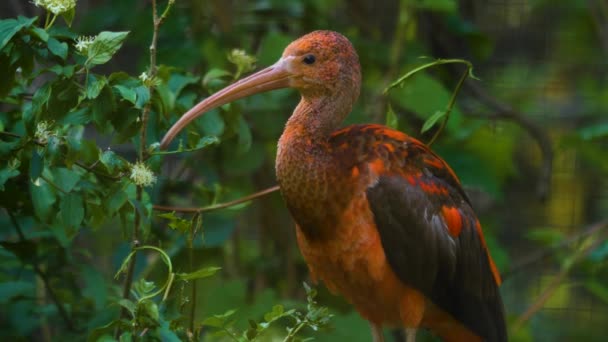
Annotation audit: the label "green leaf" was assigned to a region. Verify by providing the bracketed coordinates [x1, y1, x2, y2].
[134, 85, 150, 109]
[421, 110, 446, 133]
[117, 299, 136, 317]
[264, 305, 286, 322]
[579, 122, 608, 140]
[0, 281, 35, 304]
[202, 309, 237, 328]
[47, 37, 68, 60]
[199, 111, 225, 136]
[30, 26, 49, 42]
[100, 150, 128, 174]
[385, 104, 398, 129]
[86, 31, 130, 67]
[168, 73, 200, 97]
[0, 16, 37, 51]
[52, 167, 81, 192]
[86, 74, 108, 99]
[30, 151, 43, 181]
[107, 190, 128, 214]
[177, 266, 221, 281]
[61, 192, 84, 228]
[113, 84, 137, 105]
[61, 7, 76, 27]
[30, 178, 57, 222]
[202, 68, 231, 88]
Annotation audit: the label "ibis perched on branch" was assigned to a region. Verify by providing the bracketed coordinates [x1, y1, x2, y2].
[161, 30, 506, 342]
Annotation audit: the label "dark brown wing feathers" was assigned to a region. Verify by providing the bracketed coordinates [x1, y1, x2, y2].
[330, 124, 507, 341]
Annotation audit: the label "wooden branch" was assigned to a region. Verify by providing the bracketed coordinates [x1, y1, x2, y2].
[153, 185, 280, 214]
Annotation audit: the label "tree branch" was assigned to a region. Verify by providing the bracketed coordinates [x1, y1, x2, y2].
[153, 185, 280, 213]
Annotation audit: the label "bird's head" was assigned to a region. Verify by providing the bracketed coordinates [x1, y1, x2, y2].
[160, 30, 361, 149]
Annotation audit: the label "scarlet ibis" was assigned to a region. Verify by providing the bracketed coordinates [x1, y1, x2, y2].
[161, 31, 506, 342]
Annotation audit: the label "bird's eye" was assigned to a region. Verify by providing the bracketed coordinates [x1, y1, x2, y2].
[302, 54, 316, 65]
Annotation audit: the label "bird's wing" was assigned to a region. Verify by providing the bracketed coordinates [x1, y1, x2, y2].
[330, 124, 507, 341]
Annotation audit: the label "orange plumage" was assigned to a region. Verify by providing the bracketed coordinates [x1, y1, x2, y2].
[161, 30, 506, 342]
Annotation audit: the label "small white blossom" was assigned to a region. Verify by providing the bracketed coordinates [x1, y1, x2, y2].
[129, 162, 157, 187]
[33, 0, 77, 15]
[75, 35, 95, 53]
[35, 121, 54, 144]
[139, 72, 150, 82]
[139, 71, 160, 87]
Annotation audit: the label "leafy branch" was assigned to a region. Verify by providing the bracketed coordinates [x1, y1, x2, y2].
[384, 58, 476, 146]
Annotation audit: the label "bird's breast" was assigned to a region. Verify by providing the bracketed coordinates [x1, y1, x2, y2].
[295, 191, 426, 327]
[276, 137, 353, 239]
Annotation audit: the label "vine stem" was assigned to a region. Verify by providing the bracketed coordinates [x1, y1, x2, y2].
[152, 185, 280, 213]
[115, 0, 173, 337]
[383, 58, 475, 147]
[427, 65, 469, 146]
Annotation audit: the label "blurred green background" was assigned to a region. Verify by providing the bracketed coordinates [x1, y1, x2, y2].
[1, 0, 607, 341]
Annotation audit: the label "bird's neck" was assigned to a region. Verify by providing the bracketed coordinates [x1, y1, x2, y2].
[275, 94, 353, 236]
[285, 93, 352, 138]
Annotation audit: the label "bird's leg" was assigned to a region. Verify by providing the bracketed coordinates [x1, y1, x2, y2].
[404, 328, 417, 342]
[370, 323, 384, 342]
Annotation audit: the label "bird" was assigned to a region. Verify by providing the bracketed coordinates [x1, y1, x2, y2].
[161, 30, 507, 342]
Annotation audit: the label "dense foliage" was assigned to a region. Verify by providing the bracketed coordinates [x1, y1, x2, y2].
[1, 0, 607, 341]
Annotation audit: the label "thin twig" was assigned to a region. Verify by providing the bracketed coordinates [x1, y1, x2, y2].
[7, 210, 76, 331]
[427, 65, 470, 146]
[152, 185, 280, 214]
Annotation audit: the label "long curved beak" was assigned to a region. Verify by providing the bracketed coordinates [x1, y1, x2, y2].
[160, 60, 292, 149]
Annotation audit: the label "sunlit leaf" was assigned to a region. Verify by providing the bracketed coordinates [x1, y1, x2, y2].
[86, 31, 129, 67]
[385, 104, 398, 129]
[177, 266, 221, 281]
[421, 110, 446, 133]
